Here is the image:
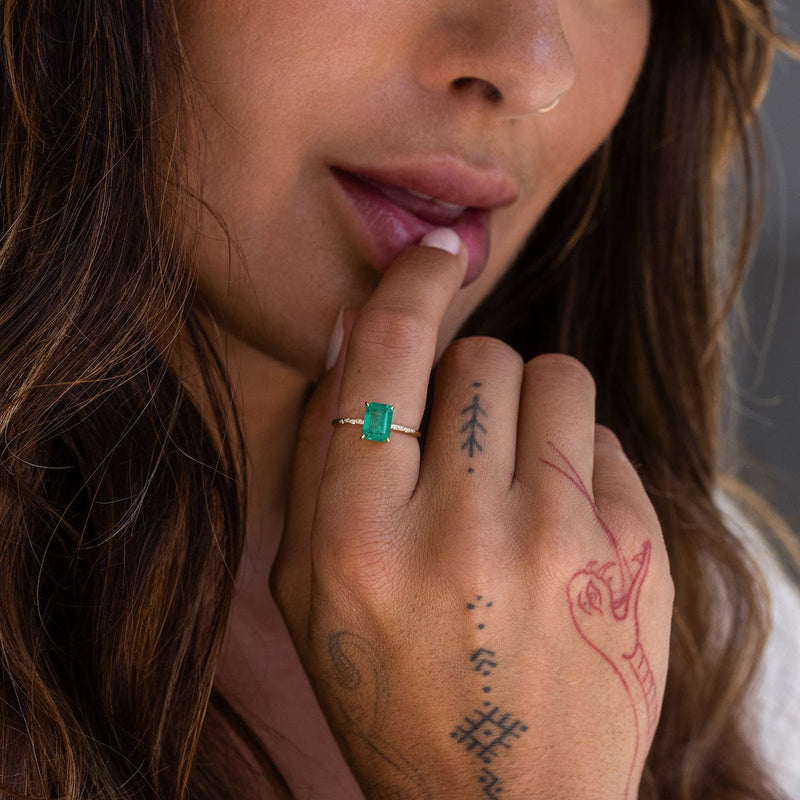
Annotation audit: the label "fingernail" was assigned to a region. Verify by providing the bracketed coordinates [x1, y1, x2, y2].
[325, 307, 346, 371]
[419, 228, 462, 256]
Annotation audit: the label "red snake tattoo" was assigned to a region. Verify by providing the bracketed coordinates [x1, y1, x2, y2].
[542, 442, 658, 800]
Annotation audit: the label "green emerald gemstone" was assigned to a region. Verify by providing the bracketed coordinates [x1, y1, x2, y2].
[362, 402, 394, 442]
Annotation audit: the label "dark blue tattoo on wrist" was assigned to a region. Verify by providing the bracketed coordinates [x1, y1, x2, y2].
[449, 597, 528, 798]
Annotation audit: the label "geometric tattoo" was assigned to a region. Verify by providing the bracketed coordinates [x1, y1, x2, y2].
[450, 596, 528, 798]
[451, 705, 528, 764]
[461, 383, 488, 473]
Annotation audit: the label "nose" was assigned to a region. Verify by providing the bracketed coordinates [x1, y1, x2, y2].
[413, 2, 577, 119]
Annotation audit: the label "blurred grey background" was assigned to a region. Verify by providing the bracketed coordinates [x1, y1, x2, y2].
[735, 2, 800, 525]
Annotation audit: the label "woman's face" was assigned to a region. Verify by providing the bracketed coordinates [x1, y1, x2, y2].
[175, 1, 650, 376]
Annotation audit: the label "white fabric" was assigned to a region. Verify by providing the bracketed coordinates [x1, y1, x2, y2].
[718, 493, 800, 797]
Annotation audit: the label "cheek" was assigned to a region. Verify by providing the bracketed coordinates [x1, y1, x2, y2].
[564, 0, 652, 113]
[557, 0, 651, 160]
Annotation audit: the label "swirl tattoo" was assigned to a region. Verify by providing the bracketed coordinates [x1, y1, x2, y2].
[327, 632, 432, 799]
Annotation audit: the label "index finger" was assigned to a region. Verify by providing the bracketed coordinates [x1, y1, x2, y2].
[324, 228, 468, 506]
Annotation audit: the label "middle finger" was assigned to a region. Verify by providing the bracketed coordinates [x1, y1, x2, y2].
[419, 337, 523, 499]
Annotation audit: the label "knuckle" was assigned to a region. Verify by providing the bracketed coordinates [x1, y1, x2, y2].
[313, 512, 406, 598]
[606, 503, 655, 540]
[594, 423, 623, 451]
[441, 336, 523, 377]
[523, 477, 582, 529]
[526, 353, 596, 397]
[353, 305, 428, 362]
[538, 506, 593, 563]
[440, 490, 501, 540]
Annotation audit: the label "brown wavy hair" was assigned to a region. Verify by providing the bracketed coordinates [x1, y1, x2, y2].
[0, 1, 795, 798]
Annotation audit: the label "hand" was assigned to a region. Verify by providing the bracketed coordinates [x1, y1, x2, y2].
[272, 230, 674, 800]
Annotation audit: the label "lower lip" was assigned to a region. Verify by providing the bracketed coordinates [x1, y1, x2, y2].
[331, 170, 491, 286]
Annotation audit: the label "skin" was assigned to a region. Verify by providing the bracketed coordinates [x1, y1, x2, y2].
[275, 246, 673, 798]
[176, 0, 650, 374]
[171, 1, 672, 798]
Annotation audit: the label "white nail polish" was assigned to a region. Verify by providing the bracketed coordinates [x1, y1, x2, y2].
[325, 307, 346, 371]
[419, 228, 462, 256]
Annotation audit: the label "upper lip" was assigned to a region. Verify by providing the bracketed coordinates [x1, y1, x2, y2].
[332, 158, 519, 212]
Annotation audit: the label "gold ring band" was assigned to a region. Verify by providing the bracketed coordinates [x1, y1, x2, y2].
[332, 417, 422, 438]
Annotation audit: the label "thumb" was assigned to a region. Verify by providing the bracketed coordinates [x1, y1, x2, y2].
[271, 307, 356, 639]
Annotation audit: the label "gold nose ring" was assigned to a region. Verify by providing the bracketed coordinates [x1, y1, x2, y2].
[537, 97, 562, 114]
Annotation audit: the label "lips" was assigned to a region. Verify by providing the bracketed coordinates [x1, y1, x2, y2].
[331, 162, 517, 286]
[353, 174, 468, 227]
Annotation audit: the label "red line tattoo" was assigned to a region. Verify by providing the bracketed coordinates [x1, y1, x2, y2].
[542, 442, 657, 800]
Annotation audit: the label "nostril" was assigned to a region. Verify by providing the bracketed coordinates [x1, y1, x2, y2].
[451, 76, 503, 105]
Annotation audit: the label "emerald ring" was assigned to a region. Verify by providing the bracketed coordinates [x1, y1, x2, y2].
[332, 402, 422, 443]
